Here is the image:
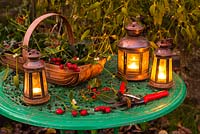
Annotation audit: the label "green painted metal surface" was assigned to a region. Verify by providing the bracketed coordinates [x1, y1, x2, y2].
[0, 56, 186, 130]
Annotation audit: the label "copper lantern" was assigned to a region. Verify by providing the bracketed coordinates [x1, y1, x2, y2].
[149, 39, 174, 89]
[23, 49, 50, 105]
[117, 22, 149, 81]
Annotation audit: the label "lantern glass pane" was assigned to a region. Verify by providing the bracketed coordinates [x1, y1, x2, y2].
[24, 72, 29, 97]
[157, 59, 167, 83]
[32, 72, 42, 97]
[150, 55, 157, 81]
[42, 70, 48, 95]
[169, 58, 173, 82]
[127, 53, 140, 73]
[118, 50, 124, 72]
[142, 51, 149, 73]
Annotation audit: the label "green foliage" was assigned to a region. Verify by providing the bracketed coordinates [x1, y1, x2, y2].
[1, 0, 200, 59]
[32, 0, 200, 53]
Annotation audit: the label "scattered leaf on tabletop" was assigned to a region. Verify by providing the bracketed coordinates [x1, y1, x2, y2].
[88, 78, 101, 89]
[13, 74, 19, 88]
[97, 91, 117, 104]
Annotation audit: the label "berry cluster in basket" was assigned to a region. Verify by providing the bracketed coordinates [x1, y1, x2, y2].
[50, 57, 80, 72]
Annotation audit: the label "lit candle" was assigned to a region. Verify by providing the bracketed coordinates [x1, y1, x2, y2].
[158, 66, 166, 82]
[128, 56, 139, 70]
[33, 88, 41, 96]
[128, 62, 139, 69]
[158, 72, 166, 80]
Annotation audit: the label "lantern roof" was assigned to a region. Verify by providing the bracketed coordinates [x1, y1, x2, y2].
[118, 37, 149, 49]
[118, 22, 149, 49]
[23, 49, 44, 70]
[155, 39, 173, 57]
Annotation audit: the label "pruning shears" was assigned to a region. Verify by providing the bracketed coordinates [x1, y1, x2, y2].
[111, 90, 169, 110]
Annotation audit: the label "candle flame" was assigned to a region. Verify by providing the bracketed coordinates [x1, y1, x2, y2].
[33, 88, 41, 96]
[128, 62, 139, 69]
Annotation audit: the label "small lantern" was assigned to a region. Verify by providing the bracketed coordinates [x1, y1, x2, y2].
[117, 22, 149, 81]
[149, 39, 174, 89]
[23, 49, 50, 105]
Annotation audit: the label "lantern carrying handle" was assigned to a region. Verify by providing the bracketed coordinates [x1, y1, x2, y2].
[22, 13, 75, 61]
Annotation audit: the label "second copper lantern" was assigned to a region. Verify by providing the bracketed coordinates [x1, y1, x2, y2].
[149, 39, 174, 89]
[117, 22, 150, 81]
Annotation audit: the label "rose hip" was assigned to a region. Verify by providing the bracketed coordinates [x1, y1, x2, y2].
[71, 110, 78, 117]
[72, 64, 78, 69]
[59, 64, 64, 69]
[51, 58, 56, 62]
[80, 109, 88, 116]
[103, 107, 111, 113]
[73, 67, 80, 72]
[55, 61, 61, 65]
[66, 62, 73, 69]
[56, 108, 64, 114]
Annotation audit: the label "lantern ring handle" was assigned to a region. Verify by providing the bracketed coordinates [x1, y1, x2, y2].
[22, 13, 75, 61]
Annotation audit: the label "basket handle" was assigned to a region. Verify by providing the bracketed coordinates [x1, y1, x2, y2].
[22, 13, 75, 61]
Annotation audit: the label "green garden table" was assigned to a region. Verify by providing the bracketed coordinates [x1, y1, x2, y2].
[0, 56, 186, 134]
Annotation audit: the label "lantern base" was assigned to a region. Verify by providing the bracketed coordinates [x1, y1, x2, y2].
[148, 81, 174, 89]
[118, 72, 149, 81]
[23, 94, 50, 105]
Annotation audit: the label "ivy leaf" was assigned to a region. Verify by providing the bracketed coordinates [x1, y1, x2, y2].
[71, 102, 79, 110]
[68, 91, 74, 102]
[149, 3, 156, 16]
[81, 30, 90, 41]
[3, 64, 9, 81]
[86, 2, 101, 11]
[121, 7, 128, 16]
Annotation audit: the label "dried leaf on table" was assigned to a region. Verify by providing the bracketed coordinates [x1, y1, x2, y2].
[97, 90, 117, 104]
[87, 78, 101, 89]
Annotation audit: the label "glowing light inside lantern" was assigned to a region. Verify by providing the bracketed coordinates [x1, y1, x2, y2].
[128, 62, 139, 69]
[158, 72, 166, 80]
[157, 60, 167, 83]
[33, 88, 41, 96]
[127, 55, 139, 72]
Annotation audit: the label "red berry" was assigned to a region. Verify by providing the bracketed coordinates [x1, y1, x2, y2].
[92, 88, 97, 92]
[92, 95, 96, 99]
[72, 64, 78, 69]
[80, 109, 88, 116]
[71, 110, 78, 117]
[73, 67, 80, 72]
[56, 57, 61, 61]
[59, 64, 64, 69]
[103, 107, 111, 113]
[66, 62, 73, 69]
[55, 61, 61, 65]
[94, 107, 100, 112]
[87, 85, 91, 89]
[103, 87, 110, 91]
[51, 58, 56, 62]
[73, 56, 78, 60]
[56, 108, 64, 114]
[96, 91, 101, 95]
[96, 106, 106, 111]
